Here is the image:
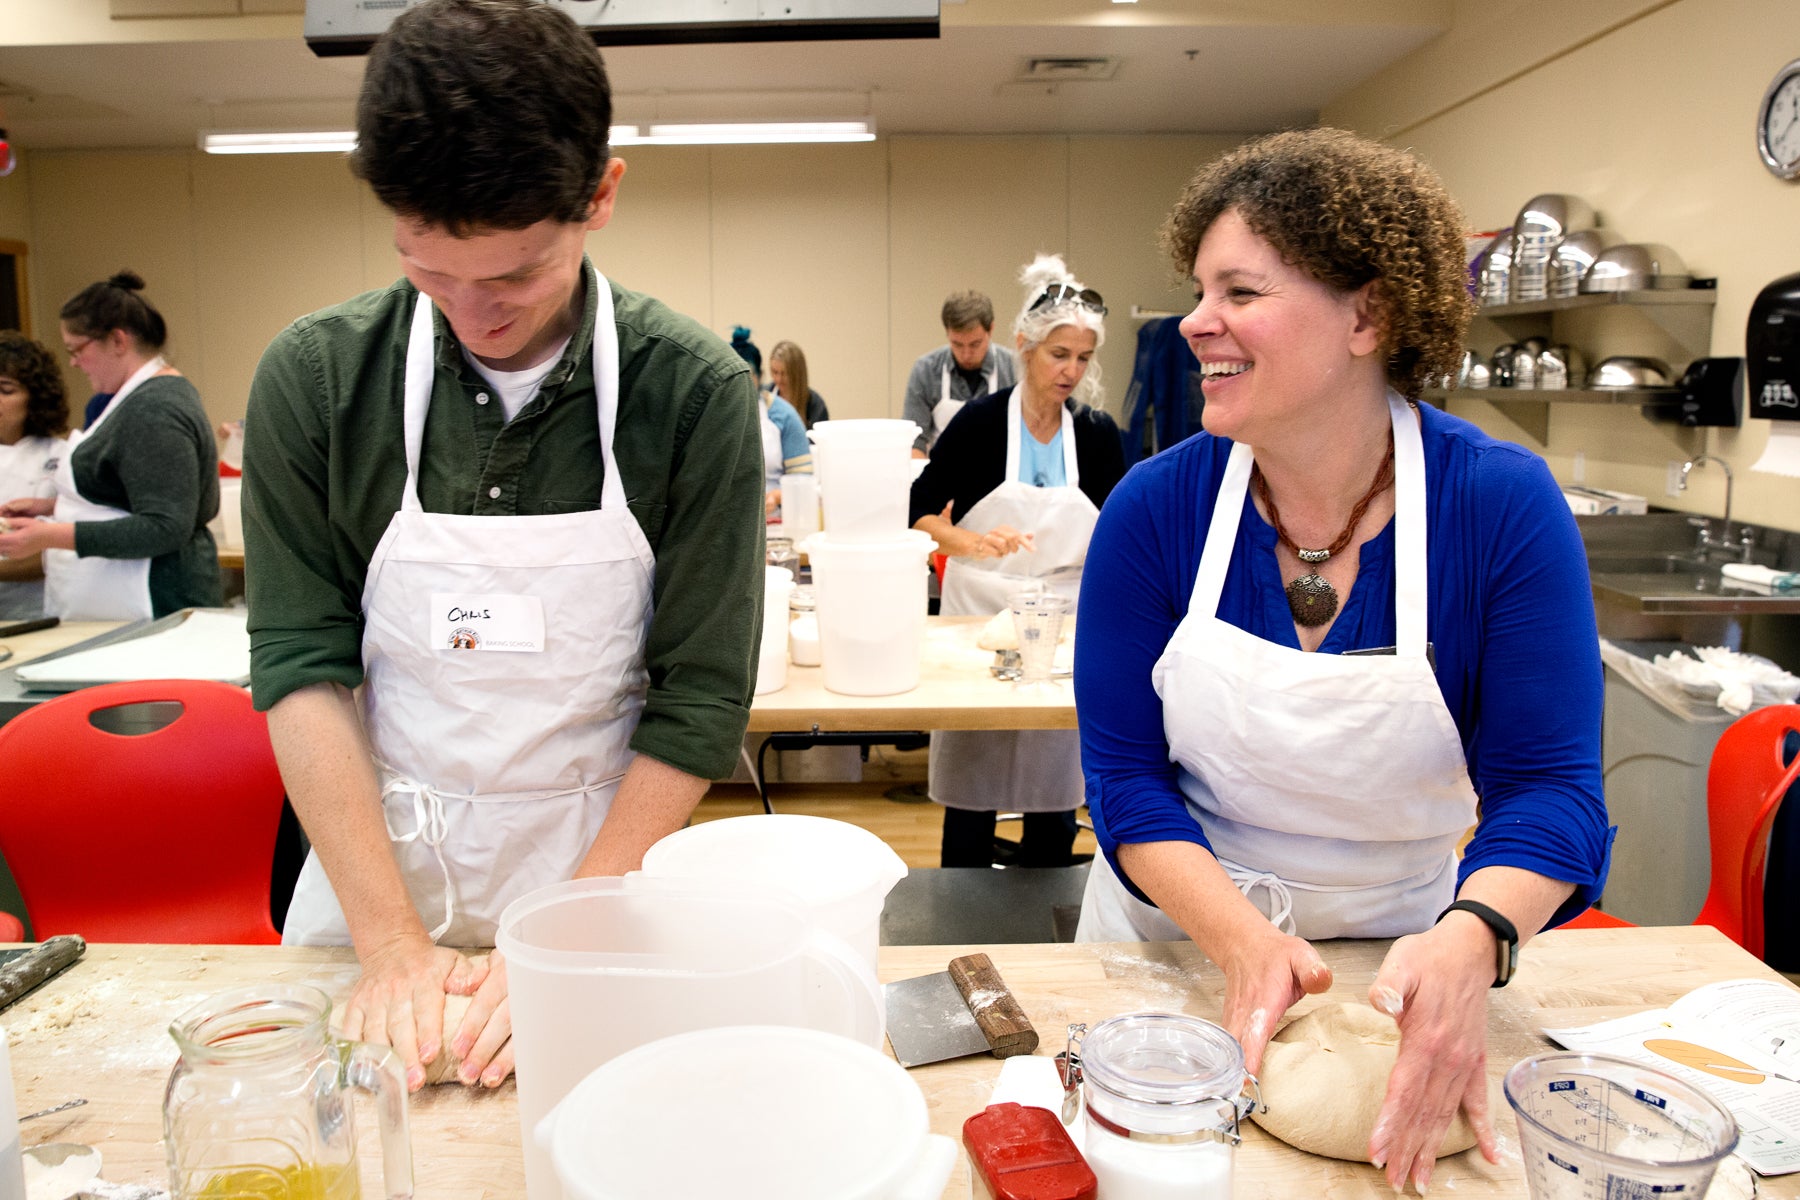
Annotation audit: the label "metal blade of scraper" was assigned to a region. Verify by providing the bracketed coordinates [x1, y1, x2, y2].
[883, 970, 992, 1068]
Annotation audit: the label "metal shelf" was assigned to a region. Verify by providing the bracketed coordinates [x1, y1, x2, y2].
[1422, 386, 1684, 406]
[1476, 289, 1716, 318]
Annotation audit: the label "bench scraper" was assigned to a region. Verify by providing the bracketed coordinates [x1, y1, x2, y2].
[884, 952, 1038, 1069]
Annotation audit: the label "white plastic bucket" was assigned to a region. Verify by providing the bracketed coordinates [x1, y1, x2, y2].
[536, 1026, 958, 1200]
[498, 876, 883, 1200]
[215, 478, 243, 550]
[642, 814, 907, 977]
[800, 530, 934, 696]
[807, 419, 920, 540]
[755, 566, 795, 695]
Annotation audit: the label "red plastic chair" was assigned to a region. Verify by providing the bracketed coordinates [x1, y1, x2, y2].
[0, 680, 285, 944]
[1562, 704, 1800, 955]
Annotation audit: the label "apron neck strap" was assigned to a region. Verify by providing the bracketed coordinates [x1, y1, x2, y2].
[87, 355, 167, 434]
[1004, 386, 1080, 489]
[401, 267, 623, 515]
[1189, 391, 1428, 657]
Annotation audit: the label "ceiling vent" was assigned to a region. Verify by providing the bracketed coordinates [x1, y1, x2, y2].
[1016, 57, 1120, 83]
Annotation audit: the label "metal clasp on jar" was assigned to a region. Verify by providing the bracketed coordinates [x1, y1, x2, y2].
[1055, 1021, 1264, 1144]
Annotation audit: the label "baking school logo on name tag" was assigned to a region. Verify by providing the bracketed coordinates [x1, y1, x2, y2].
[430, 593, 546, 653]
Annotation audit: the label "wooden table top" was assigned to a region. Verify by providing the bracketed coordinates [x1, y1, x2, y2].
[5, 927, 1790, 1198]
[0, 621, 118, 669]
[748, 615, 1074, 732]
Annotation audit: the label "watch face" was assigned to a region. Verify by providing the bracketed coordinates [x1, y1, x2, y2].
[1759, 59, 1800, 179]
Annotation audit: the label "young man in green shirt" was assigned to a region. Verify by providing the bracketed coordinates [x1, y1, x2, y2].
[243, 0, 763, 1092]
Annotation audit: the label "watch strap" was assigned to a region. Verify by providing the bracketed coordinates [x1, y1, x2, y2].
[1438, 899, 1519, 988]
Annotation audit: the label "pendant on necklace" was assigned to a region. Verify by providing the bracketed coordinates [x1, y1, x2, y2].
[1285, 573, 1339, 627]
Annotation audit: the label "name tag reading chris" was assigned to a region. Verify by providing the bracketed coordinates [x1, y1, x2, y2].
[431, 593, 545, 653]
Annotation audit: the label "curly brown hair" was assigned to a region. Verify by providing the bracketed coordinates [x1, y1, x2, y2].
[1160, 127, 1473, 400]
[0, 331, 70, 438]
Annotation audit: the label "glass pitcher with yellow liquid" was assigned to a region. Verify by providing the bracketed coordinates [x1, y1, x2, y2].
[163, 984, 413, 1200]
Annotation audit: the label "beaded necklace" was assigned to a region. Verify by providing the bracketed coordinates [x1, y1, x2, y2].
[1253, 437, 1395, 628]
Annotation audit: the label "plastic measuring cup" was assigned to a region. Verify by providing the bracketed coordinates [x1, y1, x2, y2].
[1504, 1052, 1738, 1200]
[1009, 592, 1070, 688]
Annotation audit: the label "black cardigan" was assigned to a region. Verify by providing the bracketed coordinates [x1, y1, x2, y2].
[908, 391, 1126, 526]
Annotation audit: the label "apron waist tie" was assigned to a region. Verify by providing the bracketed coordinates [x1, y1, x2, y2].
[381, 776, 456, 942]
[1221, 862, 1297, 936]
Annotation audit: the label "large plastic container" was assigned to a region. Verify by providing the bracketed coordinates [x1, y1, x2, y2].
[535, 1026, 956, 1200]
[807, 419, 920, 540]
[801, 530, 934, 696]
[497, 876, 882, 1200]
[755, 566, 795, 695]
[642, 814, 907, 977]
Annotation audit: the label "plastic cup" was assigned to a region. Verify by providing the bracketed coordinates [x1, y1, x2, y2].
[778, 474, 819, 540]
[1009, 593, 1070, 687]
[1504, 1052, 1738, 1200]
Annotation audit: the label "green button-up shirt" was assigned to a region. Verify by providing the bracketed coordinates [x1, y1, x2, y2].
[242, 265, 764, 780]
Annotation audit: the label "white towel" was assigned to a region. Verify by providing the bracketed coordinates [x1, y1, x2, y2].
[1720, 563, 1800, 591]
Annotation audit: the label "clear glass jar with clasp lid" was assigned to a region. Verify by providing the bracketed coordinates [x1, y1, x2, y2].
[163, 984, 413, 1200]
[1059, 1013, 1260, 1200]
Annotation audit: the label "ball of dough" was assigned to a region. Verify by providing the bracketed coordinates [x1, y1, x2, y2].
[977, 609, 1018, 651]
[423, 991, 472, 1086]
[1249, 1002, 1481, 1162]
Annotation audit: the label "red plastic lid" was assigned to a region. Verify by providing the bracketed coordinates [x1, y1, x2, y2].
[962, 1103, 1097, 1200]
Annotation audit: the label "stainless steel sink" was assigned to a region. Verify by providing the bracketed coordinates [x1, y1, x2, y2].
[1586, 553, 1710, 576]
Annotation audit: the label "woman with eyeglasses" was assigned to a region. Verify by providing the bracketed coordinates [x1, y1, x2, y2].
[0, 271, 220, 618]
[909, 253, 1125, 868]
[1072, 130, 1608, 1194]
[0, 333, 70, 618]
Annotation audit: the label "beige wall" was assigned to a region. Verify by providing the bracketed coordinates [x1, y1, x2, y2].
[15, 133, 1242, 432]
[1324, 0, 1800, 533]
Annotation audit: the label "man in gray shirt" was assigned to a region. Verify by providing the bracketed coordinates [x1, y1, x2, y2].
[901, 290, 1019, 457]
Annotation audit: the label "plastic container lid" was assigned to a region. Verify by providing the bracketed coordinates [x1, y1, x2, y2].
[543, 1026, 931, 1200]
[642, 814, 906, 912]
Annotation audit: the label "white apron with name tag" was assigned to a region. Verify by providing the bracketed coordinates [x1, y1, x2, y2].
[283, 268, 654, 947]
[42, 357, 166, 621]
[1077, 392, 1478, 942]
[931, 358, 999, 440]
[932, 388, 1098, 813]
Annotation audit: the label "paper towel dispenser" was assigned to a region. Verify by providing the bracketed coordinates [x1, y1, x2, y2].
[305, 0, 939, 56]
[1641, 357, 1743, 428]
[1748, 270, 1800, 421]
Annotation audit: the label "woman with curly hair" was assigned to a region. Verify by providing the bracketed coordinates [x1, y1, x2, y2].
[1072, 129, 1609, 1192]
[0, 271, 219, 619]
[0, 332, 70, 617]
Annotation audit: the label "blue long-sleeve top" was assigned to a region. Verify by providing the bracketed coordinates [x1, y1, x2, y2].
[1074, 402, 1612, 930]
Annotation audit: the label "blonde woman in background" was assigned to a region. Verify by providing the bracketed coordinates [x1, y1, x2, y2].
[768, 340, 828, 428]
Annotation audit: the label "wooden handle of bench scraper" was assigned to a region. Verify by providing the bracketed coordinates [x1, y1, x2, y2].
[949, 953, 1038, 1058]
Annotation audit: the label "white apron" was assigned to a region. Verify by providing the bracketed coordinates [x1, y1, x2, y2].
[1077, 392, 1478, 942]
[931, 358, 999, 440]
[931, 388, 1098, 813]
[759, 397, 784, 489]
[283, 268, 655, 947]
[41, 357, 165, 621]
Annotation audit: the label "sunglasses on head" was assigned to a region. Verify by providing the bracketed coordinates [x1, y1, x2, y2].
[1028, 284, 1106, 316]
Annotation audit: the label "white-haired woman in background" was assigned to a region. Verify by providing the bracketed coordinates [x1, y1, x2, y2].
[909, 254, 1127, 868]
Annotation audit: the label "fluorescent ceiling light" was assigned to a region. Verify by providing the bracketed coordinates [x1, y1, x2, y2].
[634, 121, 875, 146]
[200, 130, 357, 155]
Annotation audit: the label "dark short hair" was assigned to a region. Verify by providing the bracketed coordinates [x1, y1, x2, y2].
[351, 0, 613, 233]
[1161, 127, 1473, 399]
[60, 270, 167, 353]
[0, 331, 70, 438]
[729, 326, 761, 376]
[941, 291, 995, 333]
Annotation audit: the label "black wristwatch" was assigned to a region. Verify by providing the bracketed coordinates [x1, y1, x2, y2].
[1438, 899, 1519, 987]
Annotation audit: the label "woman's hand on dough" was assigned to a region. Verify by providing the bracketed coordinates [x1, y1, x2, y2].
[449, 950, 515, 1088]
[340, 933, 484, 1092]
[1367, 923, 1500, 1194]
[1220, 928, 1332, 1074]
[0, 496, 52, 519]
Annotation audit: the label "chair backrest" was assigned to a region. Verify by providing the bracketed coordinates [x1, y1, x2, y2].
[1696, 704, 1800, 958]
[0, 679, 284, 943]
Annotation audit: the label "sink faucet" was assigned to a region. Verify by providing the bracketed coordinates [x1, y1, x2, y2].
[1679, 454, 1751, 561]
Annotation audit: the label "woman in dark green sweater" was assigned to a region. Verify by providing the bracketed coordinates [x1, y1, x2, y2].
[0, 271, 219, 618]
